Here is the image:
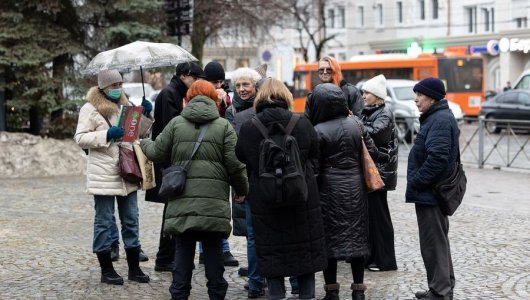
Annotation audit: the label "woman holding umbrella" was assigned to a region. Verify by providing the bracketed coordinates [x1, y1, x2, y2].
[74, 69, 151, 285]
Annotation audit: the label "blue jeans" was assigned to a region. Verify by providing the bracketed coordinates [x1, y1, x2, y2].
[246, 200, 264, 291]
[93, 192, 140, 253]
[198, 239, 230, 253]
[110, 214, 119, 245]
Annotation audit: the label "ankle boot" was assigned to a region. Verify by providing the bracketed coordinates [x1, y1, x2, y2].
[320, 283, 340, 300]
[125, 246, 150, 283]
[351, 283, 367, 300]
[96, 251, 124, 285]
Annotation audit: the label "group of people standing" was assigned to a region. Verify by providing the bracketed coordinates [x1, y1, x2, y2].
[75, 54, 458, 300]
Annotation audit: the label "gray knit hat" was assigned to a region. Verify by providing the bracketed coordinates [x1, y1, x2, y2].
[98, 69, 123, 89]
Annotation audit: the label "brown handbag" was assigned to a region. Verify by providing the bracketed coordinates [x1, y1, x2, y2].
[361, 138, 385, 193]
[101, 114, 143, 184]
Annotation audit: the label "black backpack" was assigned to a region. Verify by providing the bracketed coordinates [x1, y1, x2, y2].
[251, 114, 308, 208]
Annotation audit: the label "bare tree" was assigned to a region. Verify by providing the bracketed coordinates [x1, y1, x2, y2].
[286, 0, 337, 62]
[189, 0, 286, 62]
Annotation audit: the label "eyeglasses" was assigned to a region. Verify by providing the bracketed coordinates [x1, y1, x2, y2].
[235, 82, 252, 89]
[318, 68, 333, 75]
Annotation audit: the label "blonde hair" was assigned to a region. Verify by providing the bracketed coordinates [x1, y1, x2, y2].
[254, 79, 293, 111]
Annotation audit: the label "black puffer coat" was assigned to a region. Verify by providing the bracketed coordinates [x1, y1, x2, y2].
[235, 103, 327, 277]
[145, 75, 188, 203]
[362, 104, 398, 190]
[310, 83, 374, 260]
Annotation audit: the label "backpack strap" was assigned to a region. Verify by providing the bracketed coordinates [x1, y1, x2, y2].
[251, 116, 269, 138]
[285, 114, 300, 135]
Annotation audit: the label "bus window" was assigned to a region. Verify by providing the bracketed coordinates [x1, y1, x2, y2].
[293, 71, 309, 98]
[438, 58, 483, 93]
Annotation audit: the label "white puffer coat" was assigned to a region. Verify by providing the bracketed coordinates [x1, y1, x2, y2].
[74, 87, 141, 196]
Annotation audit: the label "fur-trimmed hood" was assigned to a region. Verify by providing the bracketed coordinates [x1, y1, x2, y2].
[85, 86, 129, 119]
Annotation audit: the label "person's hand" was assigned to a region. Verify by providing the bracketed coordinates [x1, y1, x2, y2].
[141, 97, 153, 116]
[107, 126, 124, 141]
[234, 195, 245, 203]
[216, 88, 227, 103]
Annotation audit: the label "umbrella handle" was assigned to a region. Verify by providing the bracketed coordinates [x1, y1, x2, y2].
[140, 66, 146, 99]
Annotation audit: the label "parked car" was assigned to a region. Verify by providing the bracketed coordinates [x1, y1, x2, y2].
[479, 89, 530, 133]
[357, 79, 463, 142]
[122, 82, 156, 106]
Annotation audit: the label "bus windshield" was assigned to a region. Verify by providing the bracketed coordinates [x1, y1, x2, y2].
[438, 58, 483, 93]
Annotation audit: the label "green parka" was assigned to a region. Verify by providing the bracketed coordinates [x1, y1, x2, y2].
[140, 96, 248, 237]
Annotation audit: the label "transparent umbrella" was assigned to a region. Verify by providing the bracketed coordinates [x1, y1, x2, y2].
[81, 41, 198, 97]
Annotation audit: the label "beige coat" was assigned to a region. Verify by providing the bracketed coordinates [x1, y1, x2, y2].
[74, 87, 141, 196]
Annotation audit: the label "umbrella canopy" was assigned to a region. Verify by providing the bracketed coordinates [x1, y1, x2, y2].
[81, 41, 198, 75]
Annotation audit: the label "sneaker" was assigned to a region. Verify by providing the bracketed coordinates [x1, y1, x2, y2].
[247, 289, 265, 299]
[139, 248, 149, 262]
[110, 243, 119, 262]
[198, 253, 204, 264]
[238, 266, 248, 277]
[223, 251, 239, 266]
[367, 263, 380, 272]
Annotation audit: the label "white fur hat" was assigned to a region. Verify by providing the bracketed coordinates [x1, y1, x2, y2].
[362, 74, 387, 99]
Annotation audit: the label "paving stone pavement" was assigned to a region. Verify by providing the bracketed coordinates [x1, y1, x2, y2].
[1, 159, 529, 299]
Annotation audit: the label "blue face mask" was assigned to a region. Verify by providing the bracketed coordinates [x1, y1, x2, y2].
[107, 88, 122, 100]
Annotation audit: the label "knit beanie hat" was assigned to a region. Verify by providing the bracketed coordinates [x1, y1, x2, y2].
[254, 64, 268, 78]
[204, 61, 225, 81]
[98, 69, 123, 89]
[362, 74, 387, 99]
[413, 77, 446, 101]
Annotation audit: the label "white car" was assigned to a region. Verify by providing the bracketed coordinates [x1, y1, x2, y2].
[122, 82, 156, 106]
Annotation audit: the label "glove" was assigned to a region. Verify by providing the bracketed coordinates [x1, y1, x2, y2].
[141, 97, 153, 116]
[107, 126, 124, 141]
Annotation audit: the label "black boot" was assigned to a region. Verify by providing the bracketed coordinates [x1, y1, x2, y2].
[319, 283, 340, 300]
[125, 246, 150, 283]
[96, 251, 124, 285]
[110, 243, 119, 261]
[351, 283, 366, 300]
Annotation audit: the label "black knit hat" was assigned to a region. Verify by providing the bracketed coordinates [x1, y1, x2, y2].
[413, 77, 446, 101]
[175, 61, 205, 78]
[204, 61, 225, 81]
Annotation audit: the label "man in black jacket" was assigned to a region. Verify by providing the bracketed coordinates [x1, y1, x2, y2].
[147, 62, 204, 272]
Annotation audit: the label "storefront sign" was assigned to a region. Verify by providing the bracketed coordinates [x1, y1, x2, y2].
[488, 38, 530, 55]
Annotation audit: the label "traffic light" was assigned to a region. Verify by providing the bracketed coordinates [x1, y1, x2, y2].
[165, 0, 191, 38]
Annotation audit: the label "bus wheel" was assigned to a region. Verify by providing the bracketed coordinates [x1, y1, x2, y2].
[485, 115, 501, 134]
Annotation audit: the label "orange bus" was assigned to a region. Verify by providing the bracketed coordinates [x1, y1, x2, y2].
[292, 53, 484, 116]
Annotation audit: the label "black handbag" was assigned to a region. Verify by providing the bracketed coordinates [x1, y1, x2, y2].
[158, 124, 209, 198]
[434, 152, 467, 216]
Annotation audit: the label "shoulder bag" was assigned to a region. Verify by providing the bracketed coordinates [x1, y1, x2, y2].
[158, 123, 210, 198]
[434, 151, 467, 216]
[101, 115, 143, 183]
[354, 118, 385, 193]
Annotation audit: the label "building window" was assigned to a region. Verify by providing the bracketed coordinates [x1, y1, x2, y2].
[338, 6, 345, 28]
[491, 8, 495, 32]
[432, 0, 439, 19]
[397, 2, 403, 24]
[376, 3, 383, 26]
[515, 17, 528, 28]
[466, 6, 477, 33]
[358, 6, 364, 28]
[418, 0, 425, 20]
[482, 8, 490, 31]
[327, 9, 335, 28]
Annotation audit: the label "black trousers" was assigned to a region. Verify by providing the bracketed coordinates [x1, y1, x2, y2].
[267, 273, 315, 300]
[155, 201, 175, 266]
[169, 231, 227, 300]
[367, 190, 397, 270]
[416, 204, 455, 297]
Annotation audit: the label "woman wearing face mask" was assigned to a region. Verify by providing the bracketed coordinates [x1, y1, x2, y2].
[74, 69, 151, 285]
[360, 75, 398, 272]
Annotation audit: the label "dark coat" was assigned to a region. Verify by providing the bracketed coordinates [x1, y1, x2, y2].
[145, 75, 188, 203]
[235, 105, 327, 277]
[340, 80, 364, 118]
[362, 104, 398, 190]
[406, 100, 459, 206]
[308, 83, 375, 260]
